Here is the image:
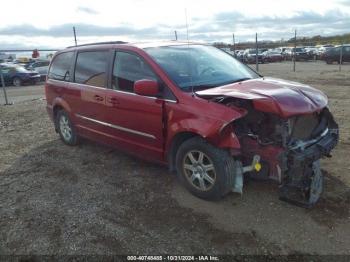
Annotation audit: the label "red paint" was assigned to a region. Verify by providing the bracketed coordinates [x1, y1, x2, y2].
[240, 137, 285, 180]
[134, 79, 159, 96]
[45, 42, 329, 168]
[197, 77, 328, 118]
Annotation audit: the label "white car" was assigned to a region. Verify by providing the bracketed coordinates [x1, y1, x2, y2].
[28, 60, 50, 77]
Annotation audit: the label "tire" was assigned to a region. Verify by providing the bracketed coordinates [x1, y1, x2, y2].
[175, 137, 236, 200]
[326, 59, 333, 64]
[13, 77, 22, 87]
[56, 110, 79, 146]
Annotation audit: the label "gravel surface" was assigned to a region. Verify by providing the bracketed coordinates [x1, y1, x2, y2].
[0, 84, 44, 104]
[0, 61, 349, 255]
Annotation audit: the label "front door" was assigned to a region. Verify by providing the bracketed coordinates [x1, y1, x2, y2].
[104, 51, 165, 161]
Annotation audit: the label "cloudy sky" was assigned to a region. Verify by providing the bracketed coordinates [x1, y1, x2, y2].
[0, 0, 349, 49]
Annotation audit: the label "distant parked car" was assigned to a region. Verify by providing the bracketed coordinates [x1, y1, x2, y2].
[304, 47, 318, 59]
[316, 45, 334, 60]
[282, 47, 294, 60]
[235, 50, 244, 62]
[27, 60, 50, 80]
[323, 45, 350, 64]
[0, 64, 41, 86]
[285, 47, 312, 61]
[262, 50, 283, 63]
[243, 49, 264, 63]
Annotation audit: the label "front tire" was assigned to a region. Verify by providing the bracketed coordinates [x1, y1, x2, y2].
[56, 110, 79, 146]
[175, 137, 236, 200]
[13, 77, 22, 87]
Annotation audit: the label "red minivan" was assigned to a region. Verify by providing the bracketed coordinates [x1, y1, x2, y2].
[45, 41, 338, 207]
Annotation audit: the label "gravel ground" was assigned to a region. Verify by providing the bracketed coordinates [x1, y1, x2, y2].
[0, 84, 44, 104]
[0, 61, 349, 256]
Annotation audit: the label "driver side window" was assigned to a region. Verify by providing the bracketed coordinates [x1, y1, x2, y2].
[112, 51, 157, 93]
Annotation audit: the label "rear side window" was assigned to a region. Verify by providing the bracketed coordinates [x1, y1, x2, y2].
[48, 52, 74, 81]
[74, 51, 109, 88]
[112, 51, 157, 92]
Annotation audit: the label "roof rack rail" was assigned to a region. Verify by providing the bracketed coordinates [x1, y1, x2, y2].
[67, 41, 128, 48]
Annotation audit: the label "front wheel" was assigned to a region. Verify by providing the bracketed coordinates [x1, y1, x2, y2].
[13, 77, 22, 87]
[175, 137, 236, 200]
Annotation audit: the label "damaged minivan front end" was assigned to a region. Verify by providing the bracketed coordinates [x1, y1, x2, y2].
[197, 77, 339, 207]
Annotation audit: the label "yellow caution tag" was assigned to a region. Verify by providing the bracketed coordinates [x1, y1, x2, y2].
[254, 162, 262, 172]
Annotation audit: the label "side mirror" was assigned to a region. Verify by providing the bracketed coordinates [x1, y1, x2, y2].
[134, 79, 159, 97]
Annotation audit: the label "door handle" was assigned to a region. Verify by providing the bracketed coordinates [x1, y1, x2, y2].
[93, 95, 104, 101]
[107, 97, 120, 105]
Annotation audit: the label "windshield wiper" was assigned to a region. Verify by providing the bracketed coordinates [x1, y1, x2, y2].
[229, 77, 252, 83]
[181, 83, 218, 91]
[182, 78, 253, 92]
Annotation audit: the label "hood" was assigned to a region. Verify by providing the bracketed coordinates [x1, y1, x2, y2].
[196, 77, 328, 118]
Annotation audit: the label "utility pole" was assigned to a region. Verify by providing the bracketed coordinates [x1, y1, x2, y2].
[73, 26, 77, 46]
[174, 30, 178, 41]
[293, 29, 296, 72]
[255, 33, 259, 71]
[0, 66, 10, 105]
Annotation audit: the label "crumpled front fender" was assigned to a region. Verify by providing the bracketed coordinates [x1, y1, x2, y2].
[167, 115, 242, 151]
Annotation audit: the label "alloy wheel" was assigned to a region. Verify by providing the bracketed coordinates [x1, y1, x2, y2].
[59, 115, 72, 142]
[182, 150, 216, 191]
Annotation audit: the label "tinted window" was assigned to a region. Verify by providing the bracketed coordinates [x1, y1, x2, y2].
[48, 52, 74, 81]
[112, 52, 157, 92]
[74, 51, 109, 87]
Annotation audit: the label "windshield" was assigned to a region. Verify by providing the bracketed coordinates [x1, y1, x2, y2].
[145, 45, 259, 91]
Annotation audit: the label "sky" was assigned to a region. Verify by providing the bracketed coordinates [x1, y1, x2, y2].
[0, 0, 349, 50]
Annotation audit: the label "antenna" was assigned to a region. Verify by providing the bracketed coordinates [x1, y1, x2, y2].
[185, 9, 190, 43]
[73, 26, 77, 46]
[185, 9, 195, 97]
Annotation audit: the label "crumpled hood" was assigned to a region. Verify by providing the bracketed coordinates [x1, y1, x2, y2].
[196, 77, 328, 118]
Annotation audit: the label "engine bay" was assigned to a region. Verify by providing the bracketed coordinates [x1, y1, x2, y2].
[210, 96, 339, 207]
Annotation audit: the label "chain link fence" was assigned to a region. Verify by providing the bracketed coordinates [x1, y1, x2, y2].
[1, 33, 348, 105]
[215, 32, 349, 72]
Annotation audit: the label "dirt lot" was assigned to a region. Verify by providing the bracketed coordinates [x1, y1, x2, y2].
[0, 61, 349, 256]
[0, 84, 44, 104]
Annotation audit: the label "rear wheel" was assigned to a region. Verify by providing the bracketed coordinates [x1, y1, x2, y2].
[13, 77, 22, 87]
[326, 59, 333, 64]
[175, 137, 236, 200]
[56, 110, 79, 146]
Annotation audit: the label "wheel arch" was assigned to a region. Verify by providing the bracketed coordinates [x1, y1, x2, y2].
[166, 119, 242, 172]
[12, 76, 22, 86]
[52, 98, 72, 131]
[167, 131, 201, 172]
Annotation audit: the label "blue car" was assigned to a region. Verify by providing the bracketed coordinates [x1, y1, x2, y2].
[0, 64, 41, 86]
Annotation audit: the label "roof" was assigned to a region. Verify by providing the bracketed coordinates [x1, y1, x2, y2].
[130, 41, 203, 49]
[66, 40, 205, 51]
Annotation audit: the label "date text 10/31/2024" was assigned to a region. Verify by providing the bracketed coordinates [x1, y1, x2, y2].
[127, 255, 220, 261]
